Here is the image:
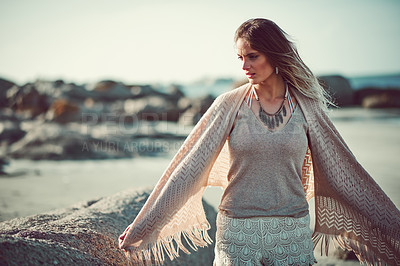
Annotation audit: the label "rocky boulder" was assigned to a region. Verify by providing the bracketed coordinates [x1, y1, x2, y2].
[0, 188, 217, 265]
[45, 99, 81, 124]
[129, 84, 160, 98]
[124, 95, 185, 122]
[178, 94, 215, 125]
[7, 84, 50, 119]
[319, 75, 354, 106]
[354, 88, 400, 108]
[0, 108, 21, 123]
[0, 121, 26, 146]
[30, 80, 92, 102]
[91, 80, 134, 102]
[8, 122, 132, 160]
[0, 78, 15, 109]
[4, 120, 189, 160]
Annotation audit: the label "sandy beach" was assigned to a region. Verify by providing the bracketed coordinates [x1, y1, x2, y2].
[1, 107, 399, 265]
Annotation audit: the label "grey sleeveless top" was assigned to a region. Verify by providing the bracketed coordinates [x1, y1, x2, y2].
[218, 100, 309, 218]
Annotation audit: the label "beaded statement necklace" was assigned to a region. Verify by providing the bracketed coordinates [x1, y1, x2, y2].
[246, 81, 295, 130]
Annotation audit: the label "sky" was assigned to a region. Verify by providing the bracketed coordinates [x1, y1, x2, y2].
[0, 0, 399, 85]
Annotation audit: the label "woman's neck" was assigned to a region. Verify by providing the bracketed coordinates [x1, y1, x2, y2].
[254, 76, 285, 100]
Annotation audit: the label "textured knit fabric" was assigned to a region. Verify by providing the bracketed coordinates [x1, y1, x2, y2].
[214, 212, 317, 265]
[219, 101, 309, 218]
[118, 83, 400, 266]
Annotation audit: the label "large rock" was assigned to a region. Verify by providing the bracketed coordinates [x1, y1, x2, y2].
[178, 94, 214, 125]
[5, 80, 95, 122]
[0, 109, 21, 123]
[5, 120, 188, 160]
[124, 95, 185, 122]
[0, 121, 26, 145]
[7, 84, 50, 119]
[318, 75, 354, 106]
[129, 84, 160, 98]
[45, 99, 81, 124]
[8, 123, 132, 160]
[0, 188, 217, 265]
[31, 80, 92, 102]
[91, 80, 134, 102]
[354, 88, 400, 108]
[86, 82, 187, 122]
[0, 78, 15, 109]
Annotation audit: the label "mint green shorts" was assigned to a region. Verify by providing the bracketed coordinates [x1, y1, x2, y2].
[214, 212, 317, 266]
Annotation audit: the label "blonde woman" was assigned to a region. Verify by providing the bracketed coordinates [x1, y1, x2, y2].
[119, 18, 400, 265]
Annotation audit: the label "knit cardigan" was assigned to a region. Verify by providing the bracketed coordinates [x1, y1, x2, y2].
[119, 83, 400, 265]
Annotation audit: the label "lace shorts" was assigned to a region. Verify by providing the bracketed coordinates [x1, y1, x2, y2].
[214, 212, 317, 266]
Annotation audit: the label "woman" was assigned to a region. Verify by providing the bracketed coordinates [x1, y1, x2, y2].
[119, 19, 400, 265]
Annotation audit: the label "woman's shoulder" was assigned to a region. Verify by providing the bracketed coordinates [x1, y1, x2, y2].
[214, 82, 251, 103]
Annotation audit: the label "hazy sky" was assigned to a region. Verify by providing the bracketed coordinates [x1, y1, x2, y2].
[1, 0, 399, 85]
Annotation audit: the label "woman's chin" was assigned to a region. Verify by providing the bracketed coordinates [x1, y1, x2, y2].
[248, 79, 259, 85]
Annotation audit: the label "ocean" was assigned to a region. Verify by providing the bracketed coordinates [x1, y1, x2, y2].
[174, 74, 400, 98]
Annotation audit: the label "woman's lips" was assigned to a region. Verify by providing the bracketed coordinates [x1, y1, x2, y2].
[246, 73, 255, 78]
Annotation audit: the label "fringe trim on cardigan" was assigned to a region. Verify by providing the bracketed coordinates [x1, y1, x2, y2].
[312, 231, 399, 266]
[313, 195, 400, 265]
[123, 222, 212, 265]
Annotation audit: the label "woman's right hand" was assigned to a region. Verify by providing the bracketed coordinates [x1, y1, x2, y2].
[118, 225, 130, 248]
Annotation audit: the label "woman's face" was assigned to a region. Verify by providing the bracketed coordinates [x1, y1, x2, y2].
[236, 38, 274, 85]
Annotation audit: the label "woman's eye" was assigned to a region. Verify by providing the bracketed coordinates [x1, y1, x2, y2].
[249, 55, 258, 60]
[237, 56, 243, 60]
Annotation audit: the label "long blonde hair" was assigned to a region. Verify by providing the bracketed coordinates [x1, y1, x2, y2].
[235, 18, 333, 110]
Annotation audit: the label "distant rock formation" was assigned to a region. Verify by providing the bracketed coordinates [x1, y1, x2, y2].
[1, 75, 399, 160]
[0, 121, 26, 145]
[319, 74, 400, 108]
[0, 78, 210, 160]
[354, 88, 400, 108]
[7, 84, 50, 118]
[1, 79, 198, 123]
[7, 122, 134, 160]
[0, 188, 217, 265]
[0, 78, 15, 109]
[45, 99, 81, 124]
[178, 94, 214, 125]
[318, 75, 354, 107]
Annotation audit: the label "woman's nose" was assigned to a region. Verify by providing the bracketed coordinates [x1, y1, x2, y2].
[242, 59, 250, 70]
